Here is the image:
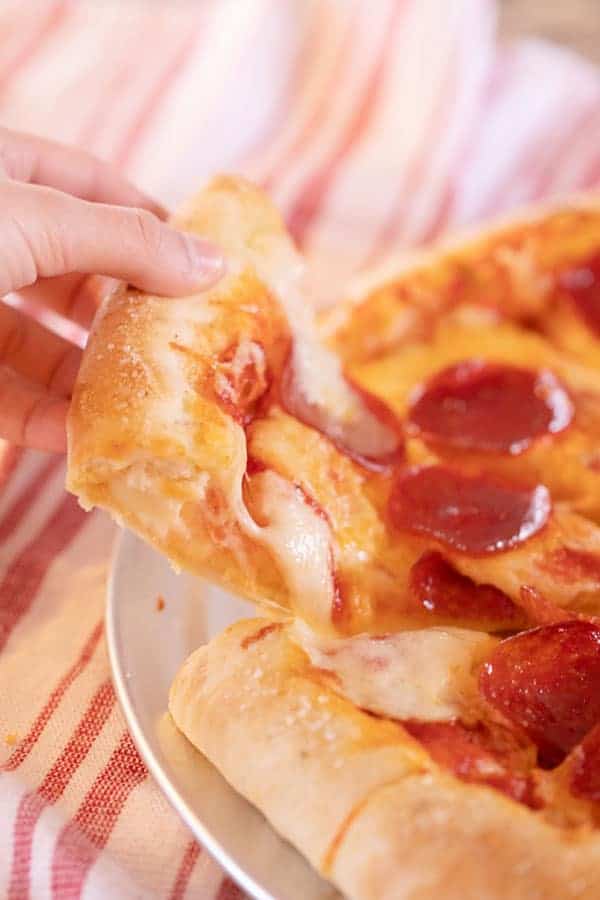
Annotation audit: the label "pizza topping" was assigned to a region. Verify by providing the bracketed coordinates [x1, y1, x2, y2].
[568, 723, 600, 802]
[409, 552, 523, 627]
[389, 465, 551, 555]
[407, 360, 573, 455]
[252, 233, 404, 470]
[402, 719, 541, 808]
[240, 622, 283, 650]
[542, 547, 600, 586]
[558, 252, 600, 337]
[245, 469, 338, 632]
[516, 585, 577, 626]
[293, 621, 496, 722]
[479, 621, 600, 766]
[213, 340, 270, 424]
[280, 356, 403, 472]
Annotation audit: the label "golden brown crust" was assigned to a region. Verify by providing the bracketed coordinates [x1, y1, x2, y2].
[332, 778, 600, 900]
[168, 618, 429, 875]
[323, 196, 600, 367]
[169, 618, 600, 900]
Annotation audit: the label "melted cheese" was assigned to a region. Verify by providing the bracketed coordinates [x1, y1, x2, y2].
[213, 339, 267, 410]
[493, 244, 552, 317]
[178, 179, 393, 611]
[293, 622, 497, 722]
[251, 226, 398, 456]
[246, 470, 337, 632]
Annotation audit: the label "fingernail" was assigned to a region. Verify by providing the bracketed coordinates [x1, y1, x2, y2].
[137, 190, 170, 220]
[181, 233, 226, 287]
[150, 201, 170, 220]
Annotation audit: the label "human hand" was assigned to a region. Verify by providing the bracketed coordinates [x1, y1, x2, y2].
[0, 128, 225, 453]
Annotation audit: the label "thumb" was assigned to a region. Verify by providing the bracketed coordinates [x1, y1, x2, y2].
[0, 180, 225, 297]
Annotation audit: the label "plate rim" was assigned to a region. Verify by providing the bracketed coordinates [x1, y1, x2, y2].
[105, 528, 272, 900]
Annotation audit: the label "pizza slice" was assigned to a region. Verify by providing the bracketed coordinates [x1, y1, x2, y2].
[67, 178, 600, 635]
[169, 616, 600, 900]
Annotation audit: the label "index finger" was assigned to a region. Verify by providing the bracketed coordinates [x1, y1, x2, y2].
[0, 127, 167, 217]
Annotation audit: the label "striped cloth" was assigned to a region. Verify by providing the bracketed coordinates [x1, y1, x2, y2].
[0, 2, 599, 898]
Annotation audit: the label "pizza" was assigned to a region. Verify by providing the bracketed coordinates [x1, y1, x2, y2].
[68, 178, 600, 635]
[169, 616, 600, 900]
[67, 177, 600, 898]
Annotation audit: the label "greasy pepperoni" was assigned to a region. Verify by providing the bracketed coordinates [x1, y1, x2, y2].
[558, 252, 600, 337]
[479, 621, 600, 766]
[403, 719, 540, 808]
[569, 723, 600, 802]
[389, 466, 551, 555]
[409, 552, 523, 627]
[280, 359, 403, 472]
[407, 360, 573, 455]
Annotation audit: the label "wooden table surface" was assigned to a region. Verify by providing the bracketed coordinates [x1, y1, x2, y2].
[500, 0, 600, 63]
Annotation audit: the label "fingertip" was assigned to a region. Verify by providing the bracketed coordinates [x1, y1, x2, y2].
[147, 230, 227, 296]
[179, 233, 227, 290]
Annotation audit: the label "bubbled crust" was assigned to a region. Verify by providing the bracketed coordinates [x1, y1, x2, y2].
[170, 618, 600, 900]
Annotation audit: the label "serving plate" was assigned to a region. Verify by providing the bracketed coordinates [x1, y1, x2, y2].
[106, 529, 339, 900]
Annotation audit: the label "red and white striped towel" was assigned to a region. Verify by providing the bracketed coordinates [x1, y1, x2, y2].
[0, 2, 599, 898]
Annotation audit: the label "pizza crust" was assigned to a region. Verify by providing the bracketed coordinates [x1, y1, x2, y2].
[168, 618, 429, 875]
[324, 194, 600, 330]
[169, 618, 600, 900]
[322, 195, 600, 367]
[332, 776, 600, 900]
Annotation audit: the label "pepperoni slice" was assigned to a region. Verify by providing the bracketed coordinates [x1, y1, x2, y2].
[479, 621, 600, 766]
[409, 552, 523, 626]
[403, 719, 540, 808]
[407, 360, 573, 455]
[389, 466, 551, 555]
[280, 359, 403, 472]
[558, 252, 600, 337]
[569, 723, 600, 802]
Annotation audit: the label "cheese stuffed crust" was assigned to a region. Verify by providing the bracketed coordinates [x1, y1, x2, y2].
[169, 618, 600, 900]
[68, 178, 600, 635]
